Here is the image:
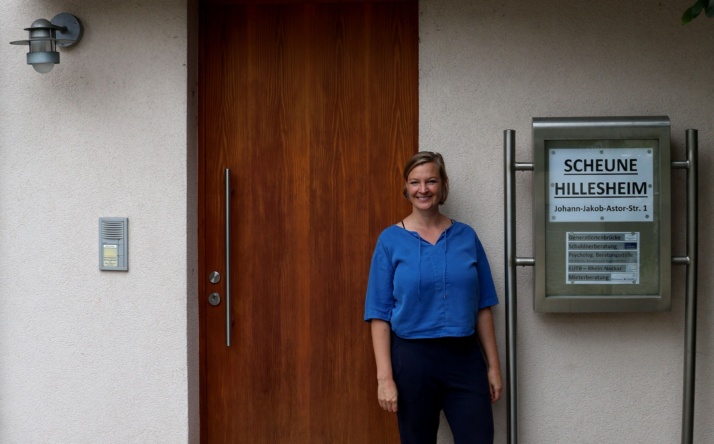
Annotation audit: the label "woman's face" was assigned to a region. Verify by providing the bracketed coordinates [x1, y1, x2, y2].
[405, 162, 443, 212]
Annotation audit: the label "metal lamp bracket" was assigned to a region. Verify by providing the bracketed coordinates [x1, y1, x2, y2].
[51, 13, 83, 48]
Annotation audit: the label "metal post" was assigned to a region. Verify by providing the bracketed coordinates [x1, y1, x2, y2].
[681, 130, 698, 444]
[503, 129, 518, 444]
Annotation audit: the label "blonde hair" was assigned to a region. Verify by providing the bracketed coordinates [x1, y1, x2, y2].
[402, 151, 449, 204]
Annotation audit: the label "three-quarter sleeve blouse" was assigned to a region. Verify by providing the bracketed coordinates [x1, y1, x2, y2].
[364, 221, 498, 339]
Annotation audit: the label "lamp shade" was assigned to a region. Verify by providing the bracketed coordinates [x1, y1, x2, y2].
[9, 13, 83, 73]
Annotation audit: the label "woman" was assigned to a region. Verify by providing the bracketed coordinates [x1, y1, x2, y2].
[364, 151, 502, 444]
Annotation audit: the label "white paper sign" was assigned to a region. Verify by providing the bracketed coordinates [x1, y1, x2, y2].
[548, 148, 654, 222]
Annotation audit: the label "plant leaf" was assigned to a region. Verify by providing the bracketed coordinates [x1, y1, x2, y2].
[682, 7, 697, 24]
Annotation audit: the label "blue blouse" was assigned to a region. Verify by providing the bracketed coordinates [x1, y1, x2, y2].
[364, 221, 498, 339]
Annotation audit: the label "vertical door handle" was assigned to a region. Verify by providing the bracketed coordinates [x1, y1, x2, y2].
[225, 168, 232, 347]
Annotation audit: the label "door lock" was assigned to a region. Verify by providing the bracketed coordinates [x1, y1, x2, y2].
[208, 292, 221, 306]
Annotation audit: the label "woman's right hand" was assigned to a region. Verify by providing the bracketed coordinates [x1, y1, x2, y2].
[377, 378, 398, 413]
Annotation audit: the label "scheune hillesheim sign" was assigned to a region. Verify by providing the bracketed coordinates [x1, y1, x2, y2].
[549, 148, 653, 223]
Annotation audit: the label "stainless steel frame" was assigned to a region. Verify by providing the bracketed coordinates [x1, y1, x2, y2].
[503, 127, 699, 444]
[532, 117, 671, 312]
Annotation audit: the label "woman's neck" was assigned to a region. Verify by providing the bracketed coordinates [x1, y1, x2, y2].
[404, 209, 449, 230]
[402, 210, 451, 245]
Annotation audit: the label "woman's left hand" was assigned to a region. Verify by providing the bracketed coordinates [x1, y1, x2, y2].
[476, 307, 503, 403]
[487, 366, 503, 403]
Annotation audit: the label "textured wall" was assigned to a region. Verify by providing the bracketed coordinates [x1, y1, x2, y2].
[0, 1, 196, 443]
[419, 0, 713, 443]
[1, 0, 711, 443]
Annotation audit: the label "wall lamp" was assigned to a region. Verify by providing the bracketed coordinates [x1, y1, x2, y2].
[9, 13, 83, 74]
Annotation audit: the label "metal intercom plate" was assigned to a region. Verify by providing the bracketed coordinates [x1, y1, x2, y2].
[99, 217, 128, 271]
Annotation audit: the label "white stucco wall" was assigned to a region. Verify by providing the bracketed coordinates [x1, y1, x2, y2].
[420, 0, 713, 443]
[0, 0, 711, 443]
[0, 1, 197, 443]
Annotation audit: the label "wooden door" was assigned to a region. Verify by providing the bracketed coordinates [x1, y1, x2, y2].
[199, 1, 417, 442]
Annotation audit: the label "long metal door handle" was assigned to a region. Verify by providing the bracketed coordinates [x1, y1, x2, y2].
[225, 168, 232, 347]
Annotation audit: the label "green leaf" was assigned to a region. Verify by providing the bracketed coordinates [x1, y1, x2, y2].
[682, 7, 697, 24]
[681, 0, 714, 24]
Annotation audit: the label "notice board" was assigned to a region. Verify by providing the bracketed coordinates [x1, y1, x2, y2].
[533, 117, 671, 312]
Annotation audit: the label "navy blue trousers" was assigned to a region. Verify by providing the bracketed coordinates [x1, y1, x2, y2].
[391, 333, 494, 444]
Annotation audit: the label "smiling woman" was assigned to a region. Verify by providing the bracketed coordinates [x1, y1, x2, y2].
[402, 151, 450, 204]
[365, 151, 503, 444]
[405, 162, 442, 213]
